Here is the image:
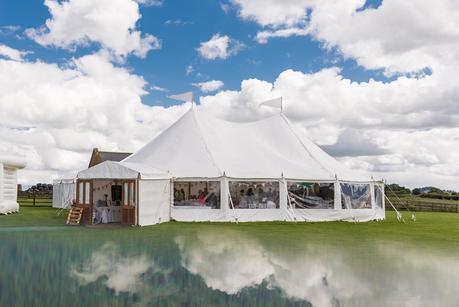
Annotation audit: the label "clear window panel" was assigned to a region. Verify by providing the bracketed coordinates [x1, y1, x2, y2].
[84, 182, 90, 204]
[340, 183, 371, 209]
[129, 182, 134, 205]
[123, 183, 129, 205]
[229, 181, 279, 209]
[78, 182, 84, 203]
[287, 182, 334, 209]
[173, 181, 221, 209]
[375, 184, 384, 208]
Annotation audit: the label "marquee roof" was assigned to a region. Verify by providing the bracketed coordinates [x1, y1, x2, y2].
[123, 108, 369, 181]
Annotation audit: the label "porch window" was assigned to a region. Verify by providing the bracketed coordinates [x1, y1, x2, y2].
[173, 181, 220, 209]
[340, 183, 371, 209]
[229, 181, 279, 209]
[287, 182, 334, 209]
[375, 184, 384, 208]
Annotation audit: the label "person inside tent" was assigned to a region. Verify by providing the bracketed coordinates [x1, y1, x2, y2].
[197, 190, 206, 205]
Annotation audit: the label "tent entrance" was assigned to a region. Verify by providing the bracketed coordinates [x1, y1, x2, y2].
[75, 179, 137, 226]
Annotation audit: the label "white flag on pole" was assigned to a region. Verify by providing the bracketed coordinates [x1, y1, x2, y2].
[259, 97, 282, 110]
[168, 91, 194, 103]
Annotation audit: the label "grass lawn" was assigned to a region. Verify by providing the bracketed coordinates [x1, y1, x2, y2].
[1, 207, 458, 306]
[1, 207, 458, 251]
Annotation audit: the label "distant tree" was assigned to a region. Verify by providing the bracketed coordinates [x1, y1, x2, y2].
[412, 188, 421, 195]
[386, 183, 411, 195]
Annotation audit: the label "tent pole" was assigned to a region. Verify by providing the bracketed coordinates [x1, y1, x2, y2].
[226, 176, 238, 223]
[281, 176, 297, 222]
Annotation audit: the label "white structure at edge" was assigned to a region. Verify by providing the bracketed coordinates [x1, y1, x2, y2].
[77, 108, 385, 226]
[52, 179, 76, 209]
[0, 155, 26, 214]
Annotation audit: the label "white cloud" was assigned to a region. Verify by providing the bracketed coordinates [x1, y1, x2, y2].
[164, 19, 193, 26]
[192, 80, 224, 93]
[231, 0, 459, 77]
[0, 49, 188, 185]
[2, 1, 459, 191]
[134, 0, 163, 6]
[230, 0, 311, 28]
[71, 243, 151, 294]
[151, 85, 168, 92]
[177, 231, 459, 307]
[26, 0, 161, 58]
[199, 66, 459, 190]
[197, 33, 245, 60]
[256, 27, 309, 44]
[186, 64, 194, 75]
[0, 44, 29, 61]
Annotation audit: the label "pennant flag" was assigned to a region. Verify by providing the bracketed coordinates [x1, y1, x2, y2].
[168, 91, 194, 103]
[259, 97, 282, 109]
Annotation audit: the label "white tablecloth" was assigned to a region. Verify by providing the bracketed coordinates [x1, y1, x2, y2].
[95, 206, 122, 224]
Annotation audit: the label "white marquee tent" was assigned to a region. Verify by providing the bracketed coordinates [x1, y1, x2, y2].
[0, 155, 26, 214]
[76, 108, 385, 226]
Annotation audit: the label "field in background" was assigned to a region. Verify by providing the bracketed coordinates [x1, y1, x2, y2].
[387, 194, 459, 213]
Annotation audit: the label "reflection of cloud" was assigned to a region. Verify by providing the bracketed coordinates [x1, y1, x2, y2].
[374, 245, 459, 307]
[176, 231, 459, 307]
[176, 231, 274, 294]
[176, 231, 365, 306]
[70, 243, 151, 295]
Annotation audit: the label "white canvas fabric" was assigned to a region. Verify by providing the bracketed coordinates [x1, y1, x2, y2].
[52, 179, 75, 209]
[77, 161, 170, 180]
[0, 156, 25, 215]
[138, 179, 171, 226]
[124, 108, 370, 181]
[76, 108, 384, 225]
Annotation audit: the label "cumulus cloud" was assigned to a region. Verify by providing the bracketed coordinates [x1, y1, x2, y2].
[230, 0, 311, 28]
[197, 33, 245, 60]
[255, 27, 308, 44]
[0, 44, 30, 61]
[71, 243, 151, 294]
[177, 231, 459, 307]
[151, 85, 168, 92]
[199, 66, 459, 189]
[231, 0, 459, 77]
[134, 0, 163, 7]
[25, 0, 161, 58]
[0, 50, 188, 184]
[3, 0, 459, 190]
[192, 80, 224, 93]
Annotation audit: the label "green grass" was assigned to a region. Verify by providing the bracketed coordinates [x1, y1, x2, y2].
[0, 207, 66, 226]
[1, 207, 458, 306]
[1, 207, 458, 251]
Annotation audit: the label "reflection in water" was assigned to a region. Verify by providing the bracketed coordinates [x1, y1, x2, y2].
[2, 227, 458, 306]
[176, 231, 459, 307]
[70, 243, 151, 295]
[176, 232, 275, 294]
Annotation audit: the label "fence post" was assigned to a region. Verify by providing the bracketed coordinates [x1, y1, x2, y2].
[33, 192, 36, 206]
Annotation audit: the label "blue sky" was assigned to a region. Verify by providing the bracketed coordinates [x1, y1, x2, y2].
[0, 0, 390, 107]
[2, 0, 458, 189]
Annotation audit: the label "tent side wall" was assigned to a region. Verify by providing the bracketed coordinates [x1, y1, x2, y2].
[0, 163, 20, 214]
[170, 177, 385, 223]
[138, 179, 171, 226]
[52, 179, 75, 209]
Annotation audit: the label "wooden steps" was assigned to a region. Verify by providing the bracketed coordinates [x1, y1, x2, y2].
[66, 207, 84, 225]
